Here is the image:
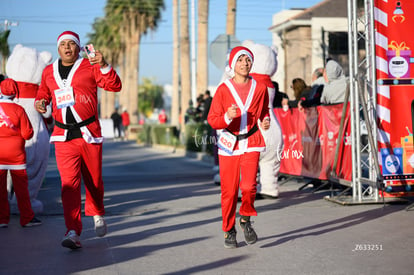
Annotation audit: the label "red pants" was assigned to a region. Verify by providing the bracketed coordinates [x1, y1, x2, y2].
[55, 139, 105, 235]
[0, 169, 34, 226]
[219, 152, 259, 232]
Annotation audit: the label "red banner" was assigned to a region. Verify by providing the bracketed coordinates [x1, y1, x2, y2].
[318, 104, 352, 180]
[275, 108, 305, 177]
[274, 104, 352, 181]
[375, 0, 414, 196]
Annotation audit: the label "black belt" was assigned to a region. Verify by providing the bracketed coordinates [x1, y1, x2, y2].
[55, 116, 96, 130]
[226, 124, 258, 141]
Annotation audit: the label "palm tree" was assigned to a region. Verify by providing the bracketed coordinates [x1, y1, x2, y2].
[179, 0, 191, 132]
[88, 17, 124, 118]
[138, 77, 164, 117]
[226, 0, 236, 36]
[197, 0, 209, 96]
[104, 0, 165, 124]
[0, 30, 11, 74]
[171, 0, 180, 126]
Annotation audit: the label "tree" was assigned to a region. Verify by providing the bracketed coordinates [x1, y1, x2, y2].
[94, 0, 165, 124]
[88, 17, 124, 119]
[179, 0, 191, 132]
[226, 0, 236, 36]
[197, 0, 209, 96]
[0, 30, 10, 74]
[171, 0, 180, 126]
[138, 77, 164, 118]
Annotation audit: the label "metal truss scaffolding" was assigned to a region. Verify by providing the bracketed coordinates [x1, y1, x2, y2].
[327, 0, 384, 205]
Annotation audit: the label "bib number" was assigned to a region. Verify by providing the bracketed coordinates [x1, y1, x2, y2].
[54, 87, 75, 109]
[218, 130, 237, 154]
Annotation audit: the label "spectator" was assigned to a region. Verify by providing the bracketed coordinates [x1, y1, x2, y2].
[320, 59, 349, 104]
[292, 78, 312, 101]
[0, 78, 42, 228]
[272, 81, 288, 108]
[201, 90, 212, 122]
[201, 90, 217, 171]
[283, 78, 312, 109]
[35, 30, 122, 249]
[178, 107, 182, 126]
[158, 109, 167, 124]
[121, 107, 130, 139]
[298, 68, 325, 109]
[110, 108, 122, 139]
[185, 100, 197, 124]
[195, 94, 205, 122]
[312, 67, 325, 86]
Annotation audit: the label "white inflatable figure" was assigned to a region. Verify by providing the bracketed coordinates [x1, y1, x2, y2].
[243, 40, 283, 198]
[6, 44, 52, 213]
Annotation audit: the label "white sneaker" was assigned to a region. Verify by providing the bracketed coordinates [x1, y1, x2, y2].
[93, 215, 107, 237]
[61, 230, 81, 249]
[0, 223, 8, 228]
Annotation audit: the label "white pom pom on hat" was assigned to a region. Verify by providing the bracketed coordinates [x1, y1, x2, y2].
[57, 31, 80, 48]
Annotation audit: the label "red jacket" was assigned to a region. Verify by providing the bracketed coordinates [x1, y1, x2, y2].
[121, 111, 130, 127]
[0, 99, 33, 169]
[36, 57, 121, 143]
[208, 78, 269, 156]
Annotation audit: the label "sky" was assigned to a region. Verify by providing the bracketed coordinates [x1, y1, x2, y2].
[1, 0, 322, 87]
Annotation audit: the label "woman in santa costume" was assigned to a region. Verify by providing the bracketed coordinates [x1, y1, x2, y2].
[208, 46, 270, 248]
[35, 31, 122, 249]
[0, 78, 42, 228]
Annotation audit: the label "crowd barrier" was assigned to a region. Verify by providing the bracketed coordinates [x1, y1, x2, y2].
[274, 103, 352, 181]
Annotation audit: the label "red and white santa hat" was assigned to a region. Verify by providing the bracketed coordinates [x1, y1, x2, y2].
[0, 78, 19, 99]
[228, 46, 254, 70]
[57, 31, 80, 48]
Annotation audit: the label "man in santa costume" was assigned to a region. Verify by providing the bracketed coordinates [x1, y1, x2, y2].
[208, 46, 270, 248]
[0, 78, 42, 228]
[35, 31, 122, 249]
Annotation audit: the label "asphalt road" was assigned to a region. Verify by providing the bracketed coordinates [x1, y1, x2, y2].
[0, 140, 413, 275]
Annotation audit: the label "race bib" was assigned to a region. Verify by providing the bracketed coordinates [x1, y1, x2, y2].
[54, 87, 75, 109]
[218, 130, 237, 154]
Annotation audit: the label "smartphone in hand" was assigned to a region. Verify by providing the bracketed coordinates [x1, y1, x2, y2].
[84, 44, 96, 58]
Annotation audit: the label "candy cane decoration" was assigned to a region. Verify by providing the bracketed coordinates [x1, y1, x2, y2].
[374, 1, 391, 170]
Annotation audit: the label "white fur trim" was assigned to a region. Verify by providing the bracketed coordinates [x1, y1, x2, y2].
[0, 164, 26, 170]
[222, 79, 257, 155]
[224, 112, 232, 124]
[100, 65, 112, 74]
[57, 34, 80, 48]
[230, 50, 253, 70]
[218, 146, 266, 156]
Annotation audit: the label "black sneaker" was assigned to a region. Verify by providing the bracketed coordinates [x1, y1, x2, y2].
[22, 217, 42, 227]
[239, 216, 257, 244]
[224, 227, 237, 249]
